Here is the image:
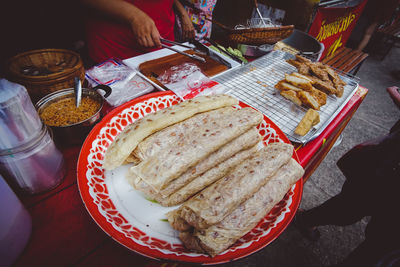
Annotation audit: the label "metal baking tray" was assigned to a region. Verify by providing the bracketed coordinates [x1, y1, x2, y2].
[212, 50, 360, 144]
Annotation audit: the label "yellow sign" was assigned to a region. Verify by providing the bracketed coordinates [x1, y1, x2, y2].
[326, 34, 343, 58]
[315, 13, 356, 42]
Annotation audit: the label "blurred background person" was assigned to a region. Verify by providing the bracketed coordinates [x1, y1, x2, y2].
[175, 0, 218, 42]
[295, 86, 400, 267]
[347, 0, 400, 52]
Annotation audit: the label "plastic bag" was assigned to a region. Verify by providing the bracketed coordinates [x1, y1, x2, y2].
[156, 63, 229, 100]
[85, 59, 154, 107]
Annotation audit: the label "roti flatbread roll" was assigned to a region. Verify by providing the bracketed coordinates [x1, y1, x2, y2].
[165, 145, 258, 231]
[103, 94, 238, 170]
[130, 128, 260, 203]
[180, 158, 304, 257]
[179, 142, 294, 229]
[132, 109, 221, 162]
[131, 145, 258, 207]
[130, 107, 263, 192]
[160, 128, 260, 198]
[162, 145, 259, 206]
[132, 109, 258, 163]
[166, 208, 192, 232]
[160, 127, 261, 197]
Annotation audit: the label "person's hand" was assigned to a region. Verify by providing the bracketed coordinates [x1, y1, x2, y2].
[173, 0, 195, 41]
[129, 11, 161, 48]
[387, 86, 400, 109]
[180, 12, 196, 41]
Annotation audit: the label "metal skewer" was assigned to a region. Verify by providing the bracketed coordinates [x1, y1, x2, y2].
[160, 44, 206, 63]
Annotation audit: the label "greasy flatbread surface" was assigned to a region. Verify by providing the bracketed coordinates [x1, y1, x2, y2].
[130, 107, 263, 192]
[162, 145, 259, 206]
[179, 158, 304, 257]
[180, 142, 294, 229]
[103, 94, 238, 170]
[130, 128, 261, 205]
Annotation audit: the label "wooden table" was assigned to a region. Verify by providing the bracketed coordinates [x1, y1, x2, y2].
[14, 86, 368, 267]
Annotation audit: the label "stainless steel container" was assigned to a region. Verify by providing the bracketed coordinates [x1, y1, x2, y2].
[35, 85, 111, 146]
[279, 29, 324, 61]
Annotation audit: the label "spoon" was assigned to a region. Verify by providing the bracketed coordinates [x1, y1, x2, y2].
[74, 77, 82, 108]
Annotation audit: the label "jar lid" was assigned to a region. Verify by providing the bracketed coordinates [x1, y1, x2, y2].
[0, 79, 43, 150]
[0, 79, 27, 106]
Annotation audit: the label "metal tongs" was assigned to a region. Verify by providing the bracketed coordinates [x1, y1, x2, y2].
[159, 38, 206, 63]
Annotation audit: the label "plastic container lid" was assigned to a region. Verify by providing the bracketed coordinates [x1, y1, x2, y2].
[0, 79, 43, 150]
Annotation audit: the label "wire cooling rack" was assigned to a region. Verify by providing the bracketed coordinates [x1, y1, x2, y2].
[212, 50, 359, 144]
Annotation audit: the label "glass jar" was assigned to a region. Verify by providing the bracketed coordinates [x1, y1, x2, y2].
[0, 124, 66, 194]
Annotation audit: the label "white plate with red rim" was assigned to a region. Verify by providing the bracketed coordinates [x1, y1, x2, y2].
[77, 91, 303, 264]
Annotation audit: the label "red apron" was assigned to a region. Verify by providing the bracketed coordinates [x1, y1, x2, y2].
[86, 0, 175, 63]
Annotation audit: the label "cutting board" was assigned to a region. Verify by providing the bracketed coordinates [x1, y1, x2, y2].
[139, 50, 228, 89]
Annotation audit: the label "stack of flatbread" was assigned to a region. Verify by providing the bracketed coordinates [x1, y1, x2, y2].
[103, 94, 304, 257]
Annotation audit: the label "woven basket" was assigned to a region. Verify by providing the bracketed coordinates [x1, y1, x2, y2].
[228, 25, 294, 46]
[6, 48, 85, 103]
